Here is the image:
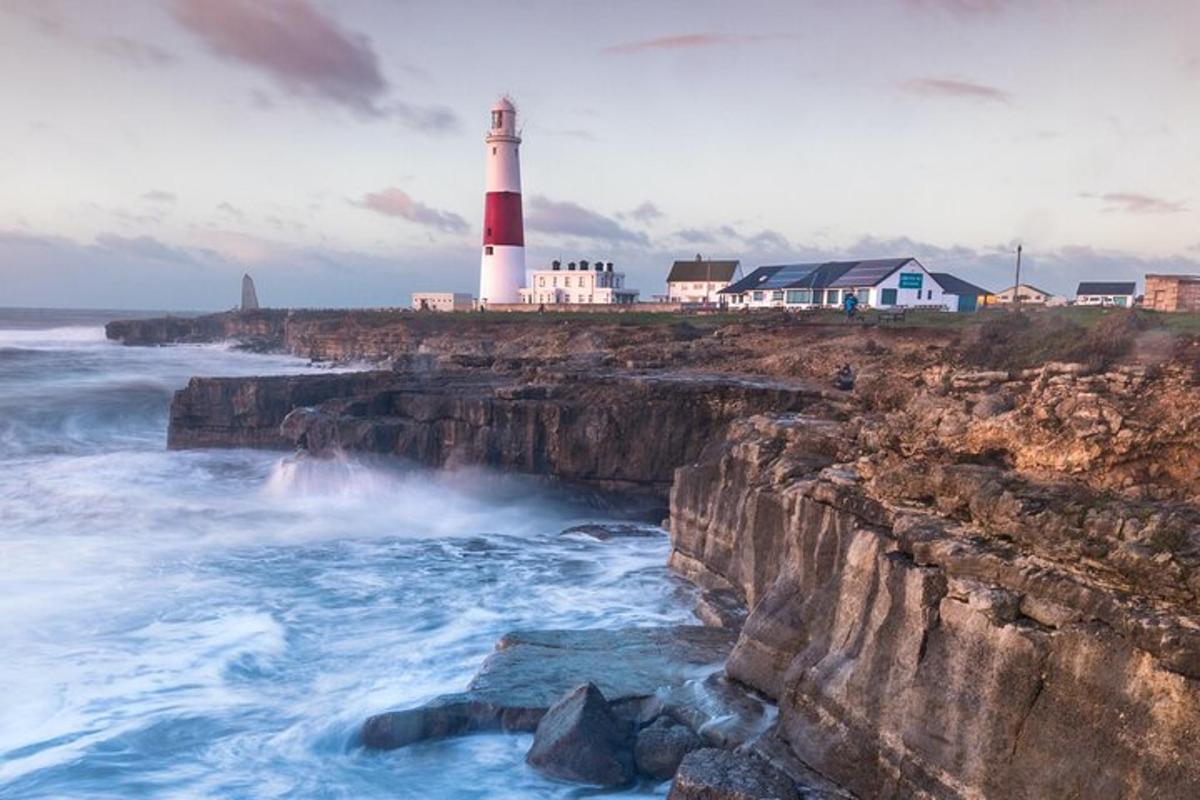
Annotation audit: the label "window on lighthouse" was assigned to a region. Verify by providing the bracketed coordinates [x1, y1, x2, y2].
[491, 110, 503, 129]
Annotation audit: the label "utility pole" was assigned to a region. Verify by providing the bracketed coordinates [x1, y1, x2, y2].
[1012, 244, 1023, 309]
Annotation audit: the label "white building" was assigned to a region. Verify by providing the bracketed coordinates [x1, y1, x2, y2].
[1075, 281, 1136, 307]
[994, 284, 1055, 304]
[518, 260, 639, 305]
[412, 292, 474, 312]
[720, 258, 953, 310]
[666, 256, 742, 304]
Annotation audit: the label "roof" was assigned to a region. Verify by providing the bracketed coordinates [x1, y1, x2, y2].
[1077, 281, 1136, 296]
[1146, 273, 1200, 281]
[930, 273, 993, 297]
[999, 284, 1054, 297]
[667, 259, 740, 283]
[719, 258, 919, 294]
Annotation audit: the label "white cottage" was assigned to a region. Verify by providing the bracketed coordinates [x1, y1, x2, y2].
[719, 258, 951, 310]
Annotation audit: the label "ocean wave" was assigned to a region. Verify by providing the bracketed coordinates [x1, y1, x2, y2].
[0, 326, 108, 349]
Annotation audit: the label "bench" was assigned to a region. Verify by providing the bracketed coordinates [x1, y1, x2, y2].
[877, 308, 907, 324]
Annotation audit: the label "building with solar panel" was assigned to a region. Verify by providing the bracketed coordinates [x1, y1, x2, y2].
[718, 258, 959, 311]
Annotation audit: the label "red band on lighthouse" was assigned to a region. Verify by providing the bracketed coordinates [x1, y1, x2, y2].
[483, 192, 524, 246]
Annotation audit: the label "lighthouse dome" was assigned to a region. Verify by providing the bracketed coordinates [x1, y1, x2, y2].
[492, 96, 515, 112]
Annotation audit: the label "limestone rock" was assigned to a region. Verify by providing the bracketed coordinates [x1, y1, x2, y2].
[361, 626, 734, 751]
[634, 715, 702, 780]
[525, 683, 635, 787]
[668, 748, 799, 800]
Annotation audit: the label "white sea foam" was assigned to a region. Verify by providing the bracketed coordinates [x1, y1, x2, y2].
[0, 325, 109, 348]
[0, 320, 686, 798]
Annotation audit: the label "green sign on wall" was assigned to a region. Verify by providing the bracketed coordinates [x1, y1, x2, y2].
[898, 273, 924, 289]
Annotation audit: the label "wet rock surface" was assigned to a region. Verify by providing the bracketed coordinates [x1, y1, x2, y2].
[634, 715, 703, 781]
[525, 683, 635, 787]
[360, 626, 735, 750]
[668, 748, 799, 800]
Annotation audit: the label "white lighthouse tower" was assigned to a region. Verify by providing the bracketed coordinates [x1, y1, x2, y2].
[479, 97, 526, 305]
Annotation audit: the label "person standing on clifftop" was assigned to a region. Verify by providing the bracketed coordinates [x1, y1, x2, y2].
[842, 292, 859, 320]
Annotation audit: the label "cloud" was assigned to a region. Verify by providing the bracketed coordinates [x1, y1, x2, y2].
[525, 196, 649, 245]
[674, 228, 717, 245]
[904, 0, 1015, 16]
[95, 36, 177, 67]
[95, 234, 195, 264]
[601, 33, 785, 55]
[622, 202, 665, 224]
[1082, 192, 1188, 215]
[359, 187, 469, 234]
[173, 0, 456, 131]
[902, 77, 1012, 103]
[544, 128, 598, 141]
[3, 2, 178, 68]
[0, 227, 482, 309]
[389, 101, 459, 134]
[217, 201, 247, 220]
[669, 224, 792, 254]
[142, 190, 177, 204]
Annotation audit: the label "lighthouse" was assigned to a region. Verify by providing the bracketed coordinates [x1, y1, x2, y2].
[479, 97, 525, 305]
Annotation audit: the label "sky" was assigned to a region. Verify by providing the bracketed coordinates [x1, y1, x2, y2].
[1, 0, 1198, 310]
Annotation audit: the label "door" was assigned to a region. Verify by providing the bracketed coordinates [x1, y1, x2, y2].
[957, 294, 977, 312]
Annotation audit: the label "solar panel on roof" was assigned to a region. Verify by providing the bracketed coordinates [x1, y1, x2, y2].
[829, 259, 910, 288]
[760, 264, 817, 288]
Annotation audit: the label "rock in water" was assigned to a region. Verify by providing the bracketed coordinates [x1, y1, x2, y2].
[669, 748, 799, 800]
[525, 683, 635, 787]
[634, 715, 702, 781]
[241, 273, 260, 311]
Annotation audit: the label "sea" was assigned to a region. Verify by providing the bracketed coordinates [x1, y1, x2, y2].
[0, 309, 694, 799]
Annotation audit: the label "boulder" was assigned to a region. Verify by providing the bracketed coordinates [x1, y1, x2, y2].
[668, 748, 799, 799]
[525, 683, 634, 787]
[361, 626, 735, 750]
[634, 715, 702, 781]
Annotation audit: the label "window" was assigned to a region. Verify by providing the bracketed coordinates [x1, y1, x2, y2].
[881, 288, 898, 305]
[753, 291, 765, 302]
[772, 290, 784, 302]
[491, 110, 502, 129]
[927, 289, 933, 300]
[538, 277, 545, 287]
[826, 291, 839, 306]
[786, 290, 811, 304]
[565, 277, 571, 287]
[484, 246, 493, 255]
[492, 147, 497, 155]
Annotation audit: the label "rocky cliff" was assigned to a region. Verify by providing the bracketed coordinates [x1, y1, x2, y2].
[669, 368, 1200, 798]
[169, 363, 831, 497]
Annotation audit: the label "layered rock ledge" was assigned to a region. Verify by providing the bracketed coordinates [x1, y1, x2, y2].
[168, 365, 830, 497]
[670, 412, 1200, 798]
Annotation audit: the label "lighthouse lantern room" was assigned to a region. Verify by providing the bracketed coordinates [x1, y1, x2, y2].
[479, 97, 526, 305]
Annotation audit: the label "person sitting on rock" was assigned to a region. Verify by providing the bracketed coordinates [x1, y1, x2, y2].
[834, 363, 855, 391]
